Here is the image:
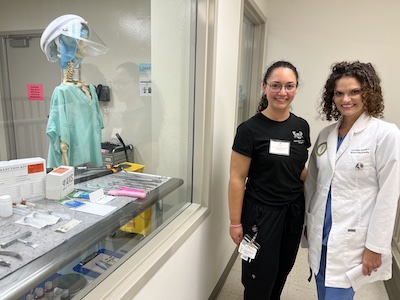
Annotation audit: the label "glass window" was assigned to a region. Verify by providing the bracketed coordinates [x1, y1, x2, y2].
[0, 0, 195, 298]
[237, 15, 255, 125]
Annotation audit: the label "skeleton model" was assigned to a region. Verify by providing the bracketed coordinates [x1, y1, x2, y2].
[40, 14, 108, 167]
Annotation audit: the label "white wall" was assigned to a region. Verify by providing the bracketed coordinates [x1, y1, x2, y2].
[265, 0, 400, 143]
[0, 93, 6, 160]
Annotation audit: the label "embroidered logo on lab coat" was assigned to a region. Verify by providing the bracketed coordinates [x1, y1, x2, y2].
[316, 142, 327, 156]
[355, 163, 364, 170]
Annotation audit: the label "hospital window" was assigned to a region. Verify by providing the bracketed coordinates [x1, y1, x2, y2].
[0, 0, 196, 298]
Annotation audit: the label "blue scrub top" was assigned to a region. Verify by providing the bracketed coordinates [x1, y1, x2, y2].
[46, 84, 104, 168]
[322, 134, 347, 246]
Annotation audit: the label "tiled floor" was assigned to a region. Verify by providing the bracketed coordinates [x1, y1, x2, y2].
[216, 247, 389, 300]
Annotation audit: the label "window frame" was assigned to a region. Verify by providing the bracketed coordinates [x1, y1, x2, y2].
[79, 0, 215, 297]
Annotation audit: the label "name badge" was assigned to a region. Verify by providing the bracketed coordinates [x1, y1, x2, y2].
[238, 234, 260, 262]
[269, 140, 290, 156]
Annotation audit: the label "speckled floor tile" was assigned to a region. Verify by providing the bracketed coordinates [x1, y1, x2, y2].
[216, 247, 389, 300]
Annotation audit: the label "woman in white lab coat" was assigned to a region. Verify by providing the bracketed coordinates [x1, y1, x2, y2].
[304, 61, 400, 300]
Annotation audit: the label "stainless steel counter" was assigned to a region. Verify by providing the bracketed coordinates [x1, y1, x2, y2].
[0, 171, 183, 299]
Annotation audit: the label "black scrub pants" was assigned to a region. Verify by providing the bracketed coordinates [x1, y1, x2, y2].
[241, 193, 305, 300]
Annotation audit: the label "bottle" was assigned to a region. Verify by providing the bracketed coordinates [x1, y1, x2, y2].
[53, 287, 63, 300]
[25, 294, 35, 300]
[35, 287, 46, 300]
[0, 195, 13, 218]
[44, 281, 55, 300]
[61, 289, 70, 300]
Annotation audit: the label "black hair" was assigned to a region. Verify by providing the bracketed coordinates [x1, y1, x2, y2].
[257, 61, 299, 113]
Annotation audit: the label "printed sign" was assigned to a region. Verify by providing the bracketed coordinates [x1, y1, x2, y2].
[27, 84, 44, 100]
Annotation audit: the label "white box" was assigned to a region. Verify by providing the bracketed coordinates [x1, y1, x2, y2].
[0, 157, 46, 203]
[46, 166, 74, 200]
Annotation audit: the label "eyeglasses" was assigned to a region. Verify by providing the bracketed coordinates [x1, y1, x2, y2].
[266, 82, 297, 92]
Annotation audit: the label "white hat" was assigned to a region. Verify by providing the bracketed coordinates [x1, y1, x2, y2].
[40, 14, 108, 63]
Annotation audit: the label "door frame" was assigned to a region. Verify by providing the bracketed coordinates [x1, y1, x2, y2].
[239, 1, 266, 121]
[0, 30, 42, 160]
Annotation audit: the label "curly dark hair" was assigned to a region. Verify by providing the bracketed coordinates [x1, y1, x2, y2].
[257, 61, 299, 113]
[319, 61, 384, 121]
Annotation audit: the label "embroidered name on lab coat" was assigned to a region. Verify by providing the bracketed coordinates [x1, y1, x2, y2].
[350, 148, 370, 154]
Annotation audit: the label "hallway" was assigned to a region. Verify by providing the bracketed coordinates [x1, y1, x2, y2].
[216, 247, 389, 300]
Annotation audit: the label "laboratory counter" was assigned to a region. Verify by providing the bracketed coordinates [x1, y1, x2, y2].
[0, 171, 183, 300]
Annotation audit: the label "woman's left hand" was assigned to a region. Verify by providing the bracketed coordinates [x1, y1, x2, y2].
[362, 247, 382, 276]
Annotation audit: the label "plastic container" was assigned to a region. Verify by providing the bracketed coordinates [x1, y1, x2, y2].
[44, 281, 55, 299]
[53, 287, 63, 300]
[0, 195, 13, 218]
[35, 287, 46, 300]
[61, 289, 70, 300]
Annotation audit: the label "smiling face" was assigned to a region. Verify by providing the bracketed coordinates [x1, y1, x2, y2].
[262, 67, 297, 112]
[333, 76, 364, 122]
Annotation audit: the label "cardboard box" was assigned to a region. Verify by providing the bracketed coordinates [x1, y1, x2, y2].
[0, 157, 46, 203]
[46, 166, 74, 200]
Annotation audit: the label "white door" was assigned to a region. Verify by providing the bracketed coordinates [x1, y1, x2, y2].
[237, 15, 255, 125]
[1, 33, 61, 160]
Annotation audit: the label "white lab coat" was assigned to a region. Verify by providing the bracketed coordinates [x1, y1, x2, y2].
[304, 112, 400, 289]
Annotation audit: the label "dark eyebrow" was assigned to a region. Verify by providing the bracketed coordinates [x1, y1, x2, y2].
[271, 81, 296, 84]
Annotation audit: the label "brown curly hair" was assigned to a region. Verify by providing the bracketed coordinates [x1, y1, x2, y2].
[319, 61, 384, 121]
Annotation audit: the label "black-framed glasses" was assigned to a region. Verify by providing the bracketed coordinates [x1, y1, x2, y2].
[266, 82, 297, 92]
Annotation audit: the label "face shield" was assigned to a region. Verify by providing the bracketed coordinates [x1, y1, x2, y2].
[40, 14, 109, 69]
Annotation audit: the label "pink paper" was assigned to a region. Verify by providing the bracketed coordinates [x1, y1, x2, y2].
[27, 84, 44, 100]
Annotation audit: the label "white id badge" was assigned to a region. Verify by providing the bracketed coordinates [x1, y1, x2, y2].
[238, 234, 260, 262]
[269, 140, 290, 156]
